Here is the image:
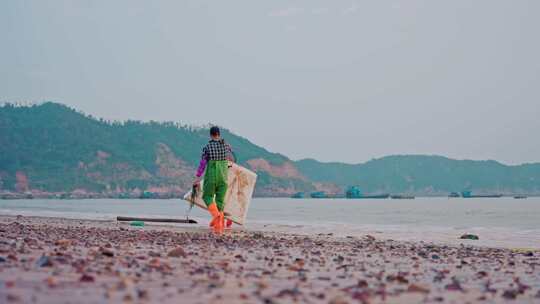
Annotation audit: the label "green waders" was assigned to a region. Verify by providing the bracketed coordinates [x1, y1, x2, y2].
[202, 160, 229, 211]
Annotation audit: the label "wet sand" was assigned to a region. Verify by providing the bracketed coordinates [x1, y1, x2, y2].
[0, 215, 539, 303]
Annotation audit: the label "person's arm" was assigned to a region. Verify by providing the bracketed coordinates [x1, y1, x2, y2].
[194, 147, 208, 184]
[195, 158, 207, 178]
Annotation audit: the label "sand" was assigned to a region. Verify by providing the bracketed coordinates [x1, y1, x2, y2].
[0, 215, 539, 303]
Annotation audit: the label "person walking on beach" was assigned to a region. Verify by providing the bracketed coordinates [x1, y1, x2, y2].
[193, 126, 234, 233]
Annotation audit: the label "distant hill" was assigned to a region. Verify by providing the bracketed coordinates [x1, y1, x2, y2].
[1, 102, 539, 197]
[296, 156, 540, 195]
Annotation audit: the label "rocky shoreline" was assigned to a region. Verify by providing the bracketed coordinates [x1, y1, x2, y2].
[0, 215, 539, 303]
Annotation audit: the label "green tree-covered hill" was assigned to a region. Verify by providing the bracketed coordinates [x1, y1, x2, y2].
[0, 102, 306, 196]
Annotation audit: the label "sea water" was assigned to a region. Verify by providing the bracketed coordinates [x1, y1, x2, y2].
[1, 197, 539, 249]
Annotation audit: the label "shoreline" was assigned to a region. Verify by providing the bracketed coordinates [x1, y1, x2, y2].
[2, 195, 540, 200]
[1, 215, 539, 303]
[1, 210, 539, 250]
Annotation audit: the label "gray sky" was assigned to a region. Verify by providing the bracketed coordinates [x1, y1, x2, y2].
[2, 0, 540, 165]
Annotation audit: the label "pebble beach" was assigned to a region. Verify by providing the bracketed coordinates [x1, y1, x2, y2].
[1, 215, 539, 303]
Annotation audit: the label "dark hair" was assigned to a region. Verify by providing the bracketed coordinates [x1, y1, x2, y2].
[210, 126, 220, 136]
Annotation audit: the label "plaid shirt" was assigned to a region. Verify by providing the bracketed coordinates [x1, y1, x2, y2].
[195, 139, 233, 177]
[202, 139, 233, 161]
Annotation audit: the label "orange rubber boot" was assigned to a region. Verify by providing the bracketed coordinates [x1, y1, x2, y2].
[213, 212, 225, 233]
[207, 203, 220, 228]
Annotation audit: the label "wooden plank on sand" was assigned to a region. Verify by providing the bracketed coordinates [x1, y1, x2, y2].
[116, 216, 197, 224]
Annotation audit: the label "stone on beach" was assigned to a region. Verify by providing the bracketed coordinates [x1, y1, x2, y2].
[36, 255, 53, 267]
[45, 276, 57, 288]
[407, 284, 430, 293]
[99, 247, 115, 257]
[167, 247, 186, 258]
[79, 274, 95, 283]
[54, 239, 73, 247]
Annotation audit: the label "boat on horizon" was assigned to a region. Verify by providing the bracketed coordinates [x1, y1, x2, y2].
[310, 191, 327, 199]
[461, 191, 502, 198]
[359, 194, 390, 199]
[345, 186, 389, 199]
[291, 192, 305, 199]
[390, 194, 415, 199]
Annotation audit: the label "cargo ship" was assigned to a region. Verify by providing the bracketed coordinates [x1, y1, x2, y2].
[345, 186, 362, 198]
[461, 191, 502, 198]
[291, 192, 305, 199]
[310, 191, 327, 199]
[390, 195, 415, 199]
[346, 186, 389, 199]
[361, 194, 390, 199]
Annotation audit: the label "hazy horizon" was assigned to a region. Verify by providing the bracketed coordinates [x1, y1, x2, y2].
[2, 1, 540, 165]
